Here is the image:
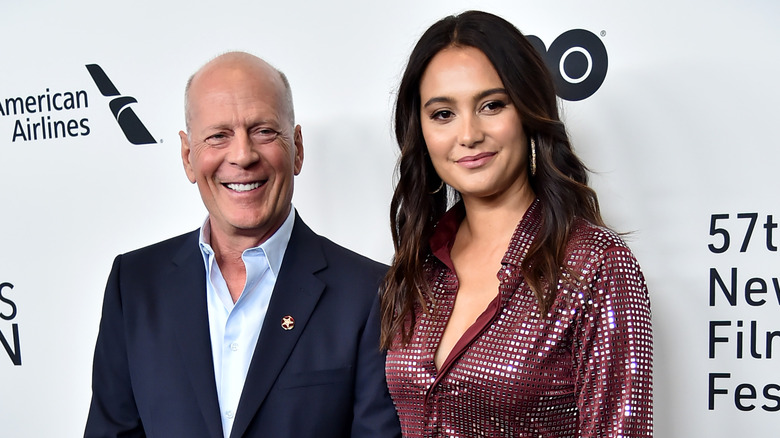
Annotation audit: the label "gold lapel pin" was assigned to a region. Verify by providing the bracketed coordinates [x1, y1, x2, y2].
[281, 315, 295, 331]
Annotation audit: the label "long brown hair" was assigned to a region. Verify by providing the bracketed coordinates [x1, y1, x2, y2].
[380, 10, 604, 349]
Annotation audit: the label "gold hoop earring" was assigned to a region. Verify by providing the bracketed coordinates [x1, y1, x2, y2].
[530, 138, 537, 177]
[429, 180, 445, 195]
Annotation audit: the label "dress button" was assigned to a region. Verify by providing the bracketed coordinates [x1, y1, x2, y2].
[225, 410, 234, 419]
[230, 342, 239, 351]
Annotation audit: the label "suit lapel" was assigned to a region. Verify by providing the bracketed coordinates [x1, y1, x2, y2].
[229, 215, 326, 438]
[167, 231, 224, 438]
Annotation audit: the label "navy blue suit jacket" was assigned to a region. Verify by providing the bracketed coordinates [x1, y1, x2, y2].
[85, 214, 400, 438]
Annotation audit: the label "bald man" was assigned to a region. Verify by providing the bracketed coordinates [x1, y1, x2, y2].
[85, 52, 400, 438]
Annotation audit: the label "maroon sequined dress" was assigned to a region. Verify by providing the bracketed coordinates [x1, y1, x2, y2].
[386, 200, 653, 437]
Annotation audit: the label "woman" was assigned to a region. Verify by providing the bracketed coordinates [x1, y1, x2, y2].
[381, 10, 652, 437]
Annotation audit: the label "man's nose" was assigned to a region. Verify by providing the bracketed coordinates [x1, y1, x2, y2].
[227, 132, 260, 167]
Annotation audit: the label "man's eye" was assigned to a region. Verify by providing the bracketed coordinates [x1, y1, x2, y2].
[204, 134, 229, 146]
[253, 129, 279, 143]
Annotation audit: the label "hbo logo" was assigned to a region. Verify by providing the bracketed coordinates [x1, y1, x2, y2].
[528, 29, 608, 101]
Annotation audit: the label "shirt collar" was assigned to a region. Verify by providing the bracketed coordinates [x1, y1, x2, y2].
[198, 205, 296, 277]
[429, 202, 465, 271]
[429, 198, 542, 269]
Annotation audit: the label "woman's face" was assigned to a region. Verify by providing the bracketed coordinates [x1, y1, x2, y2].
[419, 46, 530, 203]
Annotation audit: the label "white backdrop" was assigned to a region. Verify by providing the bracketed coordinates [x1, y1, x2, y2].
[1, 0, 778, 436]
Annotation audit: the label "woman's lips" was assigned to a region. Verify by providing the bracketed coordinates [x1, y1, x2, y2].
[456, 152, 496, 169]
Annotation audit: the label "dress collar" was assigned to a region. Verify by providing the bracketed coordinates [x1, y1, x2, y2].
[429, 198, 542, 269]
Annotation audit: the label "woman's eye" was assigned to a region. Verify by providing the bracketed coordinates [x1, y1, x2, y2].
[482, 100, 507, 112]
[431, 110, 454, 121]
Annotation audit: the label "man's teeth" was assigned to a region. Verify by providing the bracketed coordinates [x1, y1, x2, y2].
[226, 182, 262, 192]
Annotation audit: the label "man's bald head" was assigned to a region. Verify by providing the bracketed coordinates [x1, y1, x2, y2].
[183, 52, 295, 133]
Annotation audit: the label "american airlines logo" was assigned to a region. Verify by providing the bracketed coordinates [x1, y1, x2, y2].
[86, 64, 156, 145]
[0, 64, 156, 145]
[0, 87, 90, 142]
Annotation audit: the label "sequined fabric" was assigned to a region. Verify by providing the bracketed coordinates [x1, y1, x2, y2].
[386, 200, 653, 437]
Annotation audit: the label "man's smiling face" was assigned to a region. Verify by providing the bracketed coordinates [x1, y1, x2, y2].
[180, 55, 303, 244]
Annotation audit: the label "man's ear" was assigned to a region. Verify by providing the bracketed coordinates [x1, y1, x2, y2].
[293, 125, 304, 175]
[179, 130, 196, 183]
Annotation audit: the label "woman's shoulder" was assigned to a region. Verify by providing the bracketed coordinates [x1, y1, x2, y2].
[567, 218, 632, 256]
[563, 218, 642, 281]
[561, 219, 648, 306]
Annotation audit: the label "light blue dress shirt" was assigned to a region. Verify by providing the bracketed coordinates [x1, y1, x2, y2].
[198, 208, 295, 438]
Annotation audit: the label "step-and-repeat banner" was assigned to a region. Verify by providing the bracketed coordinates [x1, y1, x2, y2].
[1, 1, 777, 436]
